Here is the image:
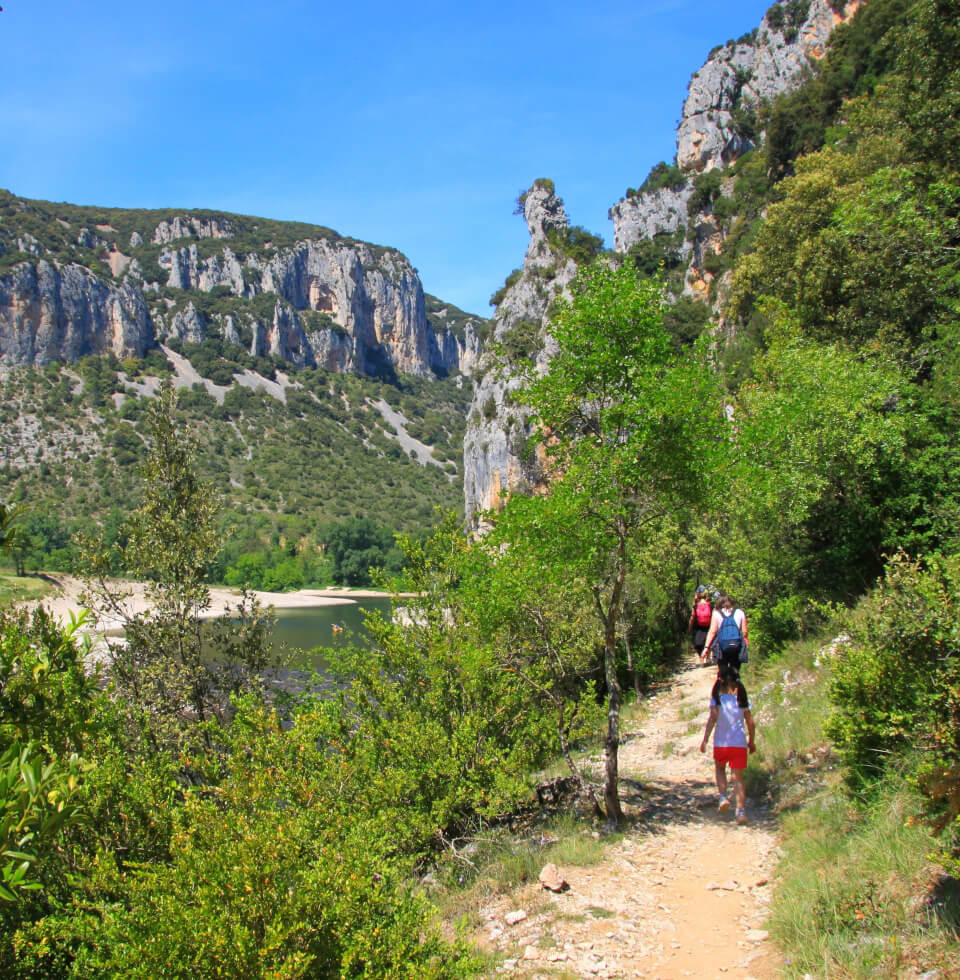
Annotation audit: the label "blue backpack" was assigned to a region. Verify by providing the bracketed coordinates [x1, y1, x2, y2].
[716, 612, 743, 658]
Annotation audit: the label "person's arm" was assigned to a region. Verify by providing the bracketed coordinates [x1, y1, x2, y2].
[740, 610, 749, 644]
[744, 708, 756, 754]
[700, 705, 718, 753]
[702, 612, 719, 652]
[688, 606, 697, 635]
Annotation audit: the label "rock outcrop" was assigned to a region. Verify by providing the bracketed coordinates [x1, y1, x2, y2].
[463, 181, 578, 522]
[152, 215, 235, 244]
[0, 260, 151, 365]
[676, 0, 857, 173]
[0, 208, 484, 377]
[465, 1, 862, 522]
[610, 0, 860, 281]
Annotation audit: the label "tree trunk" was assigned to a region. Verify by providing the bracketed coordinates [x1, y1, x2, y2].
[600, 521, 627, 827]
[558, 704, 605, 819]
[603, 637, 624, 826]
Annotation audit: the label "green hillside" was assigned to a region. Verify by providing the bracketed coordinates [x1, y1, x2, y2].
[0, 356, 471, 585]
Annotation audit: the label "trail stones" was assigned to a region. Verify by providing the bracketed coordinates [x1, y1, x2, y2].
[504, 909, 527, 926]
[538, 862, 569, 893]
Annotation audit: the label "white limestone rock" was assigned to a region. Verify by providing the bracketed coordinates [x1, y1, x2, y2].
[0, 260, 152, 365]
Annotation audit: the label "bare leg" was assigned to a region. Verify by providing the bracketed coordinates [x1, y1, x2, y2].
[714, 761, 728, 798]
[730, 768, 746, 810]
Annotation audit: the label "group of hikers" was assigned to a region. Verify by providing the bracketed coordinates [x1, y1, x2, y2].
[688, 585, 756, 826]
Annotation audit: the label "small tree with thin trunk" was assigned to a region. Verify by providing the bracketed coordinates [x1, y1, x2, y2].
[78, 383, 275, 753]
[505, 263, 723, 824]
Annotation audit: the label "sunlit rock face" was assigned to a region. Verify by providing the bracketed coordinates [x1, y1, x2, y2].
[0, 215, 485, 378]
[463, 182, 578, 523]
[0, 260, 151, 365]
[610, 0, 860, 304]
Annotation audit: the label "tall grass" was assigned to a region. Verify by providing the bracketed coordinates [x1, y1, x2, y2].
[749, 636, 960, 977]
[770, 774, 959, 978]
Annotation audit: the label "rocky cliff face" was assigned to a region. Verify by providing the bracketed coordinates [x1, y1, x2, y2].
[464, 1, 861, 522]
[610, 0, 860, 287]
[0, 204, 483, 377]
[463, 181, 579, 522]
[0, 260, 151, 364]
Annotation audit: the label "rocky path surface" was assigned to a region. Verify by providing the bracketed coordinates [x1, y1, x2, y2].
[474, 663, 783, 979]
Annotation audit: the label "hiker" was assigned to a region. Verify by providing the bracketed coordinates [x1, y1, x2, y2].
[700, 661, 756, 825]
[688, 585, 713, 665]
[702, 593, 748, 671]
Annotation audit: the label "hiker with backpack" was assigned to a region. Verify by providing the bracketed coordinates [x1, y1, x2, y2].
[702, 593, 749, 671]
[688, 585, 714, 665]
[700, 661, 756, 825]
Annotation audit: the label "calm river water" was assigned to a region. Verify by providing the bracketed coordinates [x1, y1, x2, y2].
[269, 597, 393, 667]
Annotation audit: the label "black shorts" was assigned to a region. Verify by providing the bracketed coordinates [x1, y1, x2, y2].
[717, 647, 742, 672]
[693, 628, 708, 653]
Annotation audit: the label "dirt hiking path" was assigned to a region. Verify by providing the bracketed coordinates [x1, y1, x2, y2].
[474, 663, 783, 979]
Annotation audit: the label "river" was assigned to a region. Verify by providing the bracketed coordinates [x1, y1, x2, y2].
[270, 597, 393, 668]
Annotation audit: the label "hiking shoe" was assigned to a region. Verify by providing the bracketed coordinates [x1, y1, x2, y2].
[718, 795, 731, 813]
[736, 808, 748, 825]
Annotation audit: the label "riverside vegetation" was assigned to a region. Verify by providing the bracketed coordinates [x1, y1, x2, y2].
[1, 0, 959, 975]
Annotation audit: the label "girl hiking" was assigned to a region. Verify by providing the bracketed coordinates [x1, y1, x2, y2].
[700, 662, 756, 825]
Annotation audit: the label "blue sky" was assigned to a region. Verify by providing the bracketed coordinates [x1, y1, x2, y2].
[1, 1, 772, 315]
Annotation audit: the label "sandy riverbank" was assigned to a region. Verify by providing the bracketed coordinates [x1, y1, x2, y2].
[24, 574, 397, 632]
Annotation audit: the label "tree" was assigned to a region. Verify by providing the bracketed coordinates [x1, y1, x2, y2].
[78, 383, 275, 753]
[324, 517, 403, 587]
[464, 497, 606, 815]
[0, 503, 27, 577]
[504, 263, 724, 824]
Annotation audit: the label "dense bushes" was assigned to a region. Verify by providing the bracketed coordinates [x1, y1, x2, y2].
[323, 518, 404, 587]
[827, 552, 960, 861]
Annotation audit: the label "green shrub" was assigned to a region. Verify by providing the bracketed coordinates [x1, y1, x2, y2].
[636, 161, 687, 195]
[545, 224, 605, 265]
[826, 551, 960, 860]
[489, 268, 522, 308]
[496, 319, 544, 363]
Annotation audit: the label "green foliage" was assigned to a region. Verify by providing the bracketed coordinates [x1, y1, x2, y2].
[626, 230, 685, 283]
[761, 0, 913, 176]
[544, 224, 606, 266]
[323, 516, 558, 850]
[0, 503, 28, 577]
[661, 296, 711, 350]
[489, 268, 522, 308]
[495, 318, 544, 364]
[827, 552, 960, 860]
[504, 263, 725, 821]
[0, 743, 83, 903]
[632, 161, 686, 197]
[13, 701, 479, 979]
[687, 170, 723, 218]
[0, 608, 94, 903]
[77, 384, 276, 750]
[324, 517, 404, 588]
[717, 319, 910, 621]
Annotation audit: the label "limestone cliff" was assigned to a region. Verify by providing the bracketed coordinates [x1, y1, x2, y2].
[0, 196, 484, 377]
[462, 181, 579, 521]
[464, 1, 862, 522]
[610, 0, 860, 301]
[0, 260, 151, 364]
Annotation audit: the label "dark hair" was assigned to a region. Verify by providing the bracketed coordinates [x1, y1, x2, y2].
[717, 593, 735, 610]
[712, 662, 749, 708]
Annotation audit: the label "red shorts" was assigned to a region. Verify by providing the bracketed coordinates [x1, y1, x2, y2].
[713, 745, 748, 770]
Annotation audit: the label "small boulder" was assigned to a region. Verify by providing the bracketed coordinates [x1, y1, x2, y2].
[539, 862, 569, 893]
